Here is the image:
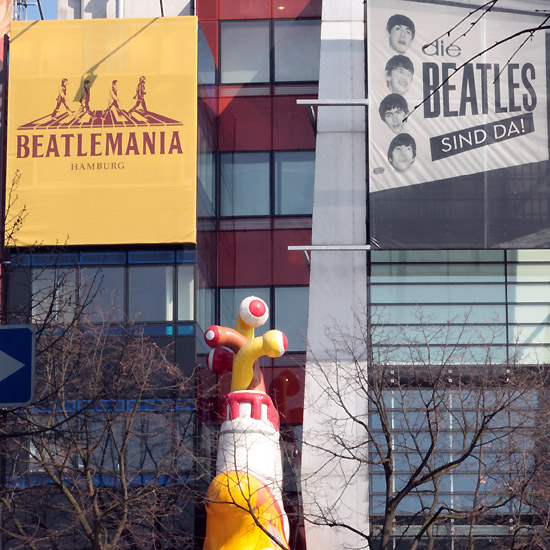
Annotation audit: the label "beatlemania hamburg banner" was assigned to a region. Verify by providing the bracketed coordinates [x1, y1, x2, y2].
[368, 0, 548, 191]
[7, 17, 198, 246]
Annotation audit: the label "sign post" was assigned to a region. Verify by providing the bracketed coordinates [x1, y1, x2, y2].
[0, 326, 35, 407]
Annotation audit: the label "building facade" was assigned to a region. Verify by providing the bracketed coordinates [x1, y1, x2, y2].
[5, 0, 550, 549]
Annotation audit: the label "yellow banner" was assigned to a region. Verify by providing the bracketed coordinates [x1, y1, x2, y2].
[7, 17, 197, 246]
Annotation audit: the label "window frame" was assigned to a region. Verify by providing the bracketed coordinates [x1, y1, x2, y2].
[12, 249, 197, 333]
[219, 17, 321, 86]
[218, 150, 316, 218]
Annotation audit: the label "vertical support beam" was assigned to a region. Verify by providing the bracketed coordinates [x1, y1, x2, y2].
[301, 0, 369, 548]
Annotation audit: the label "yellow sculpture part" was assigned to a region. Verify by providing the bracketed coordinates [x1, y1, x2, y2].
[204, 297, 289, 550]
[204, 470, 288, 550]
[230, 330, 286, 392]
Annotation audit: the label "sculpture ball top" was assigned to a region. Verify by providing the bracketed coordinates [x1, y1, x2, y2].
[239, 296, 269, 328]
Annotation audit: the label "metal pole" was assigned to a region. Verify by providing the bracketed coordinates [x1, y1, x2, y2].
[116, 0, 123, 18]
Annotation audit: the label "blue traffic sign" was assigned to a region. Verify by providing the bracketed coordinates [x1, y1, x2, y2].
[0, 326, 35, 407]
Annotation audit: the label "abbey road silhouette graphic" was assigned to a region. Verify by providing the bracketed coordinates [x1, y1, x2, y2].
[18, 76, 182, 129]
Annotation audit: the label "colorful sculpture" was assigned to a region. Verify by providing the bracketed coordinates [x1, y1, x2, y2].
[203, 296, 290, 550]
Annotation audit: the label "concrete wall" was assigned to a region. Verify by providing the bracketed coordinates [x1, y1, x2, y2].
[57, 0, 192, 20]
[301, 0, 369, 548]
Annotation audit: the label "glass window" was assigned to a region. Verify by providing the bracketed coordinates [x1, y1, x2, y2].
[508, 304, 550, 325]
[274, 20, 321, 82]
[509, 324, 550, 346]
[87, 413, 124, 473]
[177, 265, 195, 321]
[370, 284, 506, 304]
[220, 152, 270, 216]
[127, 412, 173, 472]
[197, 286, 215, 332]
[371, 304, 506, 325]
[371, 262, 505, 284]
[507, 283, 550, 303]
[511, 345, 550, 365]
[370, 389, 532, 518]
[370, 250, 550, 365]
[274, 151, 315, 215]
[508, 263, 550, 282]
[128, 251, 174, 264]
[80, 251, 126, 265]
[220, 287, 271, 336]
[281, 425, 302, 492]
[198, 24, 216, 85]
[275, 287, 309, 351]
[220, 21, 270, 84]
[198, 127, 216, 207]
[31, 268, 77, 324]
[176, 408, 196, 471]
[371, 250, 504, 263]
[507, 250, 550, 262]
[129, 266, 174, 322]
[372, 343, 508, 366]
[375, 324, 506, 347]
[81, 267, 125, 323]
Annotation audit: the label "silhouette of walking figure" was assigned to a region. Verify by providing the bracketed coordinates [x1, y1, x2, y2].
[79, 79, 93, 115]
[129, 76, 147, 114]
[51, 78, 73, 117]
[102, 79, 121, 121]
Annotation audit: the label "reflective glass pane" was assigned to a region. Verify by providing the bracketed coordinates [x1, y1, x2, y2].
[220, 21, 270, 83]
[197, 286, 215, 332]
[507, 283, 550, 303]
[81, 267, 125, 323]
[177, 408, 196, 471]
[511, 345, 550, 365]
[371, 250, 504, 263]
[508, 263, 550, 282]
[508, 304, 550, 324]
[371, 284, 505, 304]
[374, 344, 508, 365]
[371, 304, 506, 325]
[129, 266, 174, 322]
[374, 324, 506, 346]
[198, 24, 216, 85]
[177, 265, 195, 321]
[275, 287, 309, 351]
[86, 414, 124, 473]
[371, 495, 386, 514]
[220, 152, 270, 216]
[396, 494, 434, 514]
[220, 287, 271, 336]
[371, 262, 505, 284]
[31, 268, 77, 323]
[274, 20, 321, 82]
[127, 412, 174, 472]
[198, 127, 216, 206]
[509, 324, 550, 346]
[507, 250, 550, 262]
[274, 151, 314, 215]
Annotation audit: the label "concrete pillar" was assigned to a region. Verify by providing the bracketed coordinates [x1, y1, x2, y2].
[301, 0, 369, 548]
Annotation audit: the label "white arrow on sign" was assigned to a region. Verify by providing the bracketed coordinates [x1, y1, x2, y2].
[0, 350, 25, 383]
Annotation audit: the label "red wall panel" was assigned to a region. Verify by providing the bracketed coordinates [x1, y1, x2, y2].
[273, 95, 316, 150]
[199, 20, 219, 67]
[220, 0, 271, 20]
[272, 229, 311, 285]
[196, 0, 218, 20]
[218, 230, 273, 287]
[268, 366, 305, 424]
[272, 0, 322, 18]
[219, 96, 272, 151]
